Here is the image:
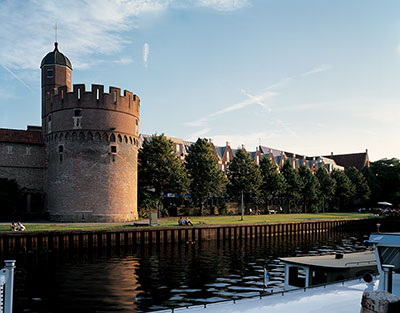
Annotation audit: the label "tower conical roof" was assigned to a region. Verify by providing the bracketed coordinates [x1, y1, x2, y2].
[40, 42, 72, 70]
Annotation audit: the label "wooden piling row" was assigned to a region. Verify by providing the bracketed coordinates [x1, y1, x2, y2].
[0, 218, 385, 253]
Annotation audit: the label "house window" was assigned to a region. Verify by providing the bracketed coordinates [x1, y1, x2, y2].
[26, 147, 31, 155]
[256, 155, 260, 165]
[222, 164, 225, 172]
[47, 69, 54, 78]
[7, 146, 13, 154]
[176, 144, 181, 156]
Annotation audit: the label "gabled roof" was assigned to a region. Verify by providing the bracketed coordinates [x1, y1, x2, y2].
[0, 128, 43, 145]
[214, 146, 226, 159]
[324, 152, 369, 170]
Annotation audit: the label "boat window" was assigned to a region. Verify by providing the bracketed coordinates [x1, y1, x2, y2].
[288, 266, 306, 287]
[378, 247, 400, 273]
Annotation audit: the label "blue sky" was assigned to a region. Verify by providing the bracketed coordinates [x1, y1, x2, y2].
[1, 0, 400, 161]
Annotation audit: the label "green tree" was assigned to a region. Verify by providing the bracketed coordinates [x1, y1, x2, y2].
[259, 157, 286, 212]
[298, 165, 320, 213]
[364, 159, 400, 207]
[331, 169, 355, 210]
[315, 166, 336, 213]
[185, 138, 227, 214]
[228, 150, 262, 215]
[138, 134, 190, 215]
[280, 160, 302, 213]
[345, 167, 370, 207]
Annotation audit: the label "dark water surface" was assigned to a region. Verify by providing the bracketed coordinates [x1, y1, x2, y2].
[7, 230, 372, 313]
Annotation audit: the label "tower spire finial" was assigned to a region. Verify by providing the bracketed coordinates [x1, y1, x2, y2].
[53, 23, 58, 44]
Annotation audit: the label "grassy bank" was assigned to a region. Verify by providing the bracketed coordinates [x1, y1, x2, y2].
[0, 213, 373, 232]
[157, 212, 373, 226]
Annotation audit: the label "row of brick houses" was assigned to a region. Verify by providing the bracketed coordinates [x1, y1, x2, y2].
[139, 134, 370, 174]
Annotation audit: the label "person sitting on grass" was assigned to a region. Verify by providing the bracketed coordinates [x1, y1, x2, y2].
[178, 217, 185, 226]
[185, 217, 193, 226]
[17, 221, 26, 231]
[10, 222, 17, 231]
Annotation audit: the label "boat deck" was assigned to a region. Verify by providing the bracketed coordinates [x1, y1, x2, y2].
[280, 250, 376, 269]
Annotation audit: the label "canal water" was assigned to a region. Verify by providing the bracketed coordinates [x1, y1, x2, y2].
[8, 230, 372, 313]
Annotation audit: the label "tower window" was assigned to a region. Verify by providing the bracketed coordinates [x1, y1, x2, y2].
[48, 114, 52, 134]
[77, 89, 81, 100]
[67, 72, 71, 81]
[74, 109, 81, 117]
[47, 69, 54, 78]
[7, 146, 13, 154]
[111, 146, 117, 153]
[26, 147, 31, 155]
[73, 116, 82, 129]
[114, 91, 117, 104]
[96, 89, 100, 100]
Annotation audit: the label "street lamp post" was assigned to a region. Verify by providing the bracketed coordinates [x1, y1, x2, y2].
[241, 190, 244, 221]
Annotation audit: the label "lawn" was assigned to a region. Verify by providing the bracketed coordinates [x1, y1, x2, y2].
[157, 212, 374, 226]
[0, 212, 374, 232]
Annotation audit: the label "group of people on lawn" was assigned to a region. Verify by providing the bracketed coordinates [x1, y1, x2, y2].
[10, 221, 26, 231]
[178, 216, 193, 226]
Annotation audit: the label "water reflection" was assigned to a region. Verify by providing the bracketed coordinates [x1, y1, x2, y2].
[7, 230, 371, 313]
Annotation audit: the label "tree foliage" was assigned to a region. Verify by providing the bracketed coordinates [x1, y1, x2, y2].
[0, 178, 20, 219]
[228, 149, 262, 198]
[331, 169, 355, 210]
[280, 160, 302, 212]
[315, 166, 336, 213]
[298, 165, 320, 213]
[259, 157, 286, 208]
[138, 134, 190, 208]
[345, 167, 370, 206]
[185, 138, 227, 212]
[364, 158, 400, 206]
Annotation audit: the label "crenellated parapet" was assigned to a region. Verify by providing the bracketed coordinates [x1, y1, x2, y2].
[43, 84, 140, 118]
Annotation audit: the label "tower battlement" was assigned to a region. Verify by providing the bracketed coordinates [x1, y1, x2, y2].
[44, 84, 140, 118]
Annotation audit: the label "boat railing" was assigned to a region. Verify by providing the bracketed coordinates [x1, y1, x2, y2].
[344, 260, 376, 266]
[150, 274, 378, 313]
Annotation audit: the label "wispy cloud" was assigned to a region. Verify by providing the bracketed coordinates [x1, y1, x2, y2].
[0, 0, 248, 71]
[209, 89, 276, 117]
[198, 0, 250, 11]
[188, 127, 212, 140]
[143, 43, 150, 67]
[1, 65, 32, 91]
[302, 64, 332, 77]
[113, 57, 133, 65]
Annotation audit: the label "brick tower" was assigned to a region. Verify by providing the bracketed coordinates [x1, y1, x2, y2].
[41, 42, 140, 222]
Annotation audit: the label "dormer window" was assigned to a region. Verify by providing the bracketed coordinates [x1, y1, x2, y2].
[47, 69, 54, 78]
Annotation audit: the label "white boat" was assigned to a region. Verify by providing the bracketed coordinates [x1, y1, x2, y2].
[280, 250, 376, 290]
[154, 233, 400, 313]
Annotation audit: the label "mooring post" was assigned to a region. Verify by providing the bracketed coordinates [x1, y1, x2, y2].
[4, 260, 16, 313]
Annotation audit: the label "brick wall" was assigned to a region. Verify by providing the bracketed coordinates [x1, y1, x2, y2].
[0, 142, 45, 191]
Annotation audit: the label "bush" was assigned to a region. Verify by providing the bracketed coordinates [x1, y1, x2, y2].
[218, 201, 228, 215]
